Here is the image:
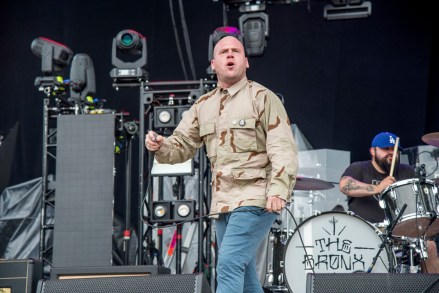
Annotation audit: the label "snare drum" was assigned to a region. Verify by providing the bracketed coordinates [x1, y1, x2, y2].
[380, 178, 439, 238]
[284, 211, 393, 293]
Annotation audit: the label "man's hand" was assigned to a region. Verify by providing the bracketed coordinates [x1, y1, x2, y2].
[266, 196, 286, 213]
[145, 130, 164, 151]
[376, 176, 396, 194]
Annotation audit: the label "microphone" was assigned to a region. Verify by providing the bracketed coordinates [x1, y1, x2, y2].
[70, 53, 96, 101]
[420, 164, 427, 184]
[415, 155, 420, 177]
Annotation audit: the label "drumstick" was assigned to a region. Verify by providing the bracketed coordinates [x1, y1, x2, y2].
[389, 137, 400, 177]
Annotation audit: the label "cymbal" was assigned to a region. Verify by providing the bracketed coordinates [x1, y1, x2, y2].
[422, 132, 439, 148]
[294, 176, 334, 191]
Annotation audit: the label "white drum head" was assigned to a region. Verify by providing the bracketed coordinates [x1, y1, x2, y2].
[284, 211, 391, 293]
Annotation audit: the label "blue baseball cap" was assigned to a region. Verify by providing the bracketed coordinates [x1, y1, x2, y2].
[371, 132, 403, 150]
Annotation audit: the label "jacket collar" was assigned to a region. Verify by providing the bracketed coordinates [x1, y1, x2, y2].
[219, 77, 248, 97]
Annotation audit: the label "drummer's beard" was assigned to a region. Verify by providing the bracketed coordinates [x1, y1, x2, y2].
[374, 153, 399, 175]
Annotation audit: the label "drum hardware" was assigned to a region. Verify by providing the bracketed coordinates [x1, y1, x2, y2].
[265, 205, 296, 291]
[264, 205, 313, 292]
[408, 242, 420, 273]
[419, 163, 427, 184]
[297, 190, 325, 222]
[401, 238, 427, 273]
[368, 204, 407, 273]
[418, 237, 428, 260]
[265, 229, 289, 291]
[386, 204, 407, 238]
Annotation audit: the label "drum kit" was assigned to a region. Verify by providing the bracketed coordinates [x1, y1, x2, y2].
[263, 133, 439, 293]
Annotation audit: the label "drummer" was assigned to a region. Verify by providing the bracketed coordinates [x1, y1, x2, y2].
[339, 131, 439, 273]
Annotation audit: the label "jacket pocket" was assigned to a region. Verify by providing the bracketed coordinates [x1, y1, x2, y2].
[229, 118, 257, 152]
[232, 168, 267, 190]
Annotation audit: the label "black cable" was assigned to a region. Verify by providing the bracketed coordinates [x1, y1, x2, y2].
[143, 207, 267, 229]
[169, 0, 188, 80]
[284, 207, 316, 274]
[178, 0, 196, 80]
[417, 151, 439, 178]
[142, 204, 316, 276]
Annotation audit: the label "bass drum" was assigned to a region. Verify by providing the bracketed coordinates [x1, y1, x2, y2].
[284, 211, 394, 293]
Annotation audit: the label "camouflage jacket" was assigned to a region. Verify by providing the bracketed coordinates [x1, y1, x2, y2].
[155, 77, 298, 215]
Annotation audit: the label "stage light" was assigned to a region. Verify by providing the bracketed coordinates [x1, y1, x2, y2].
[70, 53, 96, 101]
[324, 0, 372, 20]
[151, 200, 195, 223]
[176, 203, 191, 218]
[158, 110, 172, 124]
[115, 29, 144, 55]
[110, 29, 148, 82]
[179, 108, 189, 120]
[239, 12, 269, 56]
[153, 105, 191, 129]
[154, 204, 169, 219]
[31, 37, 73, 75]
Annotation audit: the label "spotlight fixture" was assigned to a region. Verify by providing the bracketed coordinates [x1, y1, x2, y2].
[176, 203, 191, 218]
[153, 105, 191, 129]
[31, 37, 74, 75]
[70, 53, 96, 101]
[115, 30, 144, 56]
[158, 110, 172, 124]
[151, 200, 195, 223]
[222, 1, 271, 57]
[239, 12, 269, 57]
[153, 201, 172, 221]
[324, 0, 372, 20]
[110, 29, 148, 82]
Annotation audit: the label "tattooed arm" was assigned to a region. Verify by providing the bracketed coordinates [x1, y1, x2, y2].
[339, 175, 396, 197]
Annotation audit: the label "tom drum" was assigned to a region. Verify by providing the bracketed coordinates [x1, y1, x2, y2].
[380, 178, 439, 238]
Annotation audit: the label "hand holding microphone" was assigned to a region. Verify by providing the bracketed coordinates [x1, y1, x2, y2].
[145, 130, 163, 151]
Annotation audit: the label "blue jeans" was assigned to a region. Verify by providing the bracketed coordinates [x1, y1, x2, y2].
[214, 206, 277, 293]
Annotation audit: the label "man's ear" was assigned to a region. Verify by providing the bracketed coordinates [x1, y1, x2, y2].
[369, 147, 375, 157]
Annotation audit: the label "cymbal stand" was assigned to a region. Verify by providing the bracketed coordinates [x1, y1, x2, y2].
[367, 232, 396, 273]
[307, 191, 315, 220]
[368, 204, 407, 273]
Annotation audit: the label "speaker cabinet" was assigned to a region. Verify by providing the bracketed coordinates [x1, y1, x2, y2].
[37, 273, 212, 293]
[0, 259, 42, 293]
[306, 273, 439, 293]
[50, 265, 170, 279]
[53, 114, 115, 267]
